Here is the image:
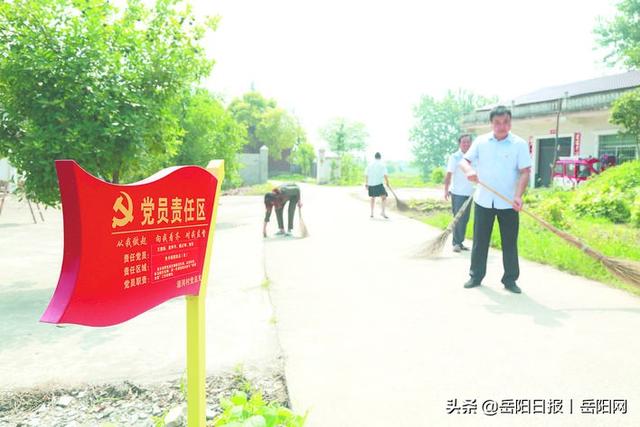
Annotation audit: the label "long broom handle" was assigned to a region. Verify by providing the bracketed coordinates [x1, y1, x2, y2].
[386, 183, 399, 200]
[476, 180, 534, 216]
[446, 194, 473, 232]
[476, 180, 606, 260]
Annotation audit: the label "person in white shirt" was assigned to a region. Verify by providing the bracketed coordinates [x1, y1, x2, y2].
[459, 105, 532, 294]
[444, 134, 474, 252]
[364, 152, 390, 219]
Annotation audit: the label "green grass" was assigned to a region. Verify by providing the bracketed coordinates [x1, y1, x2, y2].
[213, 389, 306, 427]
[152, 369, 306, 427]
[388, 172, 439, 188]
[324, 172, 439, 188]
[422, 208, 640, 296]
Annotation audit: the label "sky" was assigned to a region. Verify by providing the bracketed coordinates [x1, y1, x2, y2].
[190, 0, 625, 160]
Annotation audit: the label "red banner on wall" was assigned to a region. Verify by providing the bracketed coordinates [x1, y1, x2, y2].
[574, 132, 582, 156]
[528, 136, 533, 155]
[41, 161, 219, 327]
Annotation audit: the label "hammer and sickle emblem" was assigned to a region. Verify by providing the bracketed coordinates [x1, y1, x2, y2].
[112, 191, 134, 229]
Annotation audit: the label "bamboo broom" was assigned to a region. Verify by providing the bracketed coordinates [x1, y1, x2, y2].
[420, 194, 474, 257]
[386, 184, 409, 211]
[298, 206, 309, 238]
[478, 180, 640, 288]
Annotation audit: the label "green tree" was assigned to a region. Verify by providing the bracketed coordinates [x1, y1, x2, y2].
[337, 153, 361, 185]
[173, 90, 248, 188]
[596, 0, 640, 159]
[319, 117, 368, 155]
[595, 0, 640, 68]
[290, 141, 316, 176]
[228, 91, 301, 160]
[0, 0, 216, 205]
[228, 92, 275, 151]
[611, 90, 640, 157]
[255, 108, 300, 160]
[410, 89, 495, 178]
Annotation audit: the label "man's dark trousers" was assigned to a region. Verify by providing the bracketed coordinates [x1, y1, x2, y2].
[451, 193, 471, 247]
[469, 202, 520, 284]
[275, 194, 299, 231]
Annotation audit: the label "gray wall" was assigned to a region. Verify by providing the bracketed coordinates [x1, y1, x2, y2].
[238, 146, 269, 186]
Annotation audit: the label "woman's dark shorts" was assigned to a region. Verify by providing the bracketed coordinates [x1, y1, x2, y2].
[368, 184, 388, 197]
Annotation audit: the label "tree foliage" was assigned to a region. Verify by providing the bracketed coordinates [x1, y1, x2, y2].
[173, 90, 247, 188]
[410, 89, 495, 178]
[290, 140, 316, 176]
[611, 89, 640, 153]
[319, 117, 367, 155]
[228, 91, 302, 160]
[596, 0, 640, 157]
[595, 0, 640, 68]
[0, 0, 216, 205]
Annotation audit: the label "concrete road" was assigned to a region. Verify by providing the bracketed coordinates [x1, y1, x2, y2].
[3, 183, 640, 427]
[265, 184, 640, 427]
[0, 195, 279, 390]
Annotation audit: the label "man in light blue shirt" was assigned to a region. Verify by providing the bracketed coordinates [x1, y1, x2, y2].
[444, 134, 474, 252]
[459, 105, 532, 294]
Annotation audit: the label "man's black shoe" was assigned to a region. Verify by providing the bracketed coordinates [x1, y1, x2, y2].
[464, 279, 481, 289]
[503, 282, 522, 294]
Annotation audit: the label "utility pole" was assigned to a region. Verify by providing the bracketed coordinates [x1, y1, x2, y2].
[550, 91, 569, 184]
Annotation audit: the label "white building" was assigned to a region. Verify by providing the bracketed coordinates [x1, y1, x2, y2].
[316, 149, 341, 184]
[463, 71, 640, 187]
[0, 158, 17, 186]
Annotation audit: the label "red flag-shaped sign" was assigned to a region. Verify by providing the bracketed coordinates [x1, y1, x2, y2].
[41, 160, 219, 327]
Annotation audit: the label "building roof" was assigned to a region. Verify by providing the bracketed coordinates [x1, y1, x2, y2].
[479, 70, 640, 110]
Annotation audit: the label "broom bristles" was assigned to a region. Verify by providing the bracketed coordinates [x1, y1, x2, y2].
[419, 196, 473, 258]
[418, 228, 452, 258]
[602, 258, 640, 286]
[299, 208, 309, 238]
[477, 180, 640, 288]
[395, 197, 409, 211]
[534, 214, 640, 288]
[387, 185, 409, 211]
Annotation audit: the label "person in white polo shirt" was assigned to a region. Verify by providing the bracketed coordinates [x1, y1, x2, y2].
[364, 152, 390, 219]
[459, 105, 532, 294]
[444, 134, 474, 253]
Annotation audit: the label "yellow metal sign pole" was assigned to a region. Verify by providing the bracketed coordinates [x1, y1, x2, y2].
[187, 160, 225, 427]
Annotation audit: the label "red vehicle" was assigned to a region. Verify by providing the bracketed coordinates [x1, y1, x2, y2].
[552, 155, 615, 188]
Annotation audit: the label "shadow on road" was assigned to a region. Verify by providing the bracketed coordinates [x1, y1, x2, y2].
[478, 286, 570, 327]
[0, 283, 117, 351]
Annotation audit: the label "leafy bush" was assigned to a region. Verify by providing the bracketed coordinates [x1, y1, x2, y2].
[430, 167, 445, 184]
[536, 197, 570, 228]
[338, 154, 362, 185]
[572, 188, 631, 223]
[631, 193, 640, 228]
[523, 187, 570, 208]
[328, 154, 362, 186]
[578, 160, 640, 193]
[213, 391, 307, 427]
[526, 160, 640, 225]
